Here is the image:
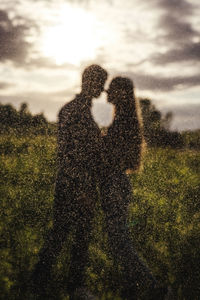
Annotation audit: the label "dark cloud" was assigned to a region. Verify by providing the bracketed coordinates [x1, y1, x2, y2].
[0, 9, 33, 64]
[159, 14, 198, 43]
[148, 0, 200, 66]
[0, 9, 80, 69]
[157, 0, 195, 16]
[0, 81, 13, 89]
[123, 71, 200, 91]
[152, 42, 200, 65]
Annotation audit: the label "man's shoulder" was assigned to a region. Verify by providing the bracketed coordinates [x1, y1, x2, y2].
[58, 95, 83, 120]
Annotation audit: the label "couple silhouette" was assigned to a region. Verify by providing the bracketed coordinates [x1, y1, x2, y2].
[31, 65, 169, 299]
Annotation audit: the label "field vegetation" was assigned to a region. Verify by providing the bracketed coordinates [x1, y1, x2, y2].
[0, 130, 199, 299]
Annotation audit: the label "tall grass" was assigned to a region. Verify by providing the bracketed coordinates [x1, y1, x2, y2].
[0, 133, 199, 299]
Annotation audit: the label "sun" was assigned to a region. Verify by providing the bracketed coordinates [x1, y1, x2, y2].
[40, 5, 102, 65]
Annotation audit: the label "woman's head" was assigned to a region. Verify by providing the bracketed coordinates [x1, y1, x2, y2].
[107, 76, 134, 105]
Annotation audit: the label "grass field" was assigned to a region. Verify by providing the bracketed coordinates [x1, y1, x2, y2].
[0, 133, 200, 299]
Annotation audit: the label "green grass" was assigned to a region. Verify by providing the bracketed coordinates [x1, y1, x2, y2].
[0, 133, 200, 299]
[129, 148, 200, 299]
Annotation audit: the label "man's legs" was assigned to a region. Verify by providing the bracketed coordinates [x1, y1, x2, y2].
[31, 172, 98, 298]
[67, 179, 98, 296]
[30, 174, 77, 297]
[100, 171, 156, 299]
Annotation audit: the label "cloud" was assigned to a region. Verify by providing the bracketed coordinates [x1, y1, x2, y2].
[160, 102, 200, 131]
[0, 88, 75, 121]
[146, 0, 200, 66]
[156, 0, 195, 16]
[0, 9, 32, 64]
[0, 9, 81, 69]
[152, 42, 200, 65]
[159, 14, 198, 43]
[0, 81, 13, 89]
[0, 9, 67, 70]
[24, 57, 79, 70]
[122, 71, 200, 91]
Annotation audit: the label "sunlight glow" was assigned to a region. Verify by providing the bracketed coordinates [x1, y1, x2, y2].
[40, 5, 103, 65]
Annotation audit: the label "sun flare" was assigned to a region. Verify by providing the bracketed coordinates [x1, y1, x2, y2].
[40, 5, 102, 65]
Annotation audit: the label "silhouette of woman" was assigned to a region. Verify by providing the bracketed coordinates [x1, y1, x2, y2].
[105, 76, 143, 174]
[99, 77, 167, 299]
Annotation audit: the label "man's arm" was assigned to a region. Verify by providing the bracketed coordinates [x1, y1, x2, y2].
[57, 105, 76, 167]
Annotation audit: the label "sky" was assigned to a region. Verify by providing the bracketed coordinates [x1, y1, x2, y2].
[0, 0, 200, 131]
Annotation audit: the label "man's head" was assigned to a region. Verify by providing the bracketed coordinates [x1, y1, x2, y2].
[81, 64, 107, 99]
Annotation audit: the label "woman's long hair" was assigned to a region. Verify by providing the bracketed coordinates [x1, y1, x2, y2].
[105, 76, 145, 173]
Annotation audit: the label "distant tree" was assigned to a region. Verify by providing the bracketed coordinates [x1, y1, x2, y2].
[19, 103, 28, 115]
[32, 113, 47, 126]
[139, 98, 163, 145]
[0, 102, 50, 134]
[161, 111, 173, 131]
[182, 130, 200, 150]
[19, 103, 32, 127]
[0, 103, 19, 128]
[139, 98, 183, 148]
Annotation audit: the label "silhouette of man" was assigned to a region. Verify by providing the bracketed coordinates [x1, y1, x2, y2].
[31, 64, 107, 299]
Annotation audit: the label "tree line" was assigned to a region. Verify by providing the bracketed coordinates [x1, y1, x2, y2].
[139, 98, 183, 148]
[139, 98, 200, 149]
[0, 100, 199, 149]
[0, 102, 56, 135]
